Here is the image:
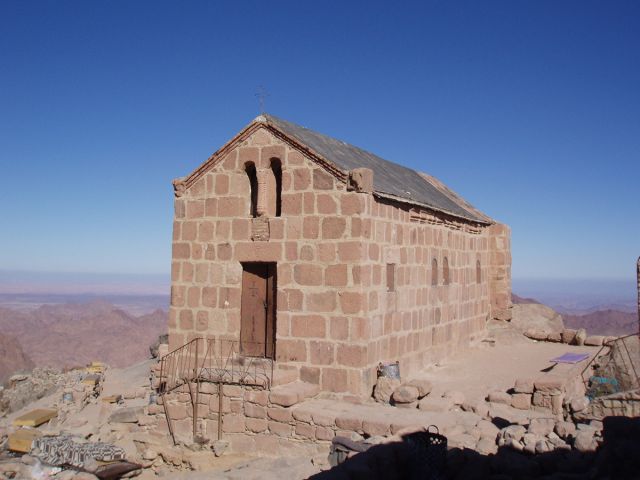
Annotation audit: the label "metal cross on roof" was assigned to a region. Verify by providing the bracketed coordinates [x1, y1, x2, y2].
[255, 85, 270, 114]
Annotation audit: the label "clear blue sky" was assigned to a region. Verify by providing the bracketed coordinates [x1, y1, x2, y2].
[1, 0, 638, 283]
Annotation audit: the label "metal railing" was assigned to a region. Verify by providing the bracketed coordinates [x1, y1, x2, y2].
[158, 338, 274, 394]
[157, 337, 274, 444]
[581, 334, 640, 398]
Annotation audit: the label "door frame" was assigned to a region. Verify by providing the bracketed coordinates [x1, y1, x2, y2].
[239, 262, 277, 359]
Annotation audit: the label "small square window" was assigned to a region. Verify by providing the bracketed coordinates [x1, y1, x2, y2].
[386, 263, 396, 292]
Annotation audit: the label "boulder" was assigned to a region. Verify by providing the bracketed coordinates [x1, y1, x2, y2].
[522, 433, 538, 454]
[535, 439, 552, 454]
[476, 419, 500, 441]
[547, 431, 568, 449]
[476, 437, 498, 455]
[461, 400, 490, 418]
[574, 328, 587, 346]
[487, 391, 511, 405]
[524, 329, 549, 341]
[555, 421, 577, 440]
[407, 379, 432, 398]
[546, 332, 562, 343]
[212, 439, 228, 457]
[501, 424, 526, 443]
[373, 377, 400, 404]
[584, 335, 605, 346]
[573, 430, 597, 453]
[142, 449, 158, 461]
[561, 329, 577, 344]
[391, 385, 420, 404]
[570, 396, 590, 413]
[511, 303, 564, 334]
[506, 438, 524, 452]
[528, 418, 555, 436]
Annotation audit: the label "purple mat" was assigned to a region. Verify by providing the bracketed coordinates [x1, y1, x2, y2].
[550, 353, 590, 364]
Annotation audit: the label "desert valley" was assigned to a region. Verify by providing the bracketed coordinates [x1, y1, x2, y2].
[1, 291, 636, 385]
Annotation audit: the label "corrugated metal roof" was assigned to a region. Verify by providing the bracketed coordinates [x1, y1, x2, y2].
[263, 114, 489, 224]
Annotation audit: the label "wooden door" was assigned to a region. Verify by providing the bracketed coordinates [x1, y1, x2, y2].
[240, 263, 276, 358]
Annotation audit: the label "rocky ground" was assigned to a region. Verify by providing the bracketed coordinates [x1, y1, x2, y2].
[0, 303, 638, 479]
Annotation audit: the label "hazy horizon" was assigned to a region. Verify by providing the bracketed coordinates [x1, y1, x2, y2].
[0, 269, 636, 315]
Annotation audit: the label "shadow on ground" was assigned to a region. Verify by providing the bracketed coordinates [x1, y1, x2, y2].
[309, 416, 640, 480]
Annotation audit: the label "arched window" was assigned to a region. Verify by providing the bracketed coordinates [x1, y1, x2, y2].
[435, 308, 441, 325]
[443, 257, 450, 285]
[476, 260, 481, 284]
[245, 162, 258, 218]
[431, 258, 438, 286]
[270, 158, 282, 217]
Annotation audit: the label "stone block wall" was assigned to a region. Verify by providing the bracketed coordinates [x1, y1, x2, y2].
[169, 127, 378, 395]
[354, 196, 493, 392]
[168, 123, 512, 398]
[488, 223, 512, 321]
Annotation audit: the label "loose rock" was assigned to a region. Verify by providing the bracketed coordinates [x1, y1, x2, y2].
[407, 379, 432, 398]
[574, 328, 587, 346]
[573, 430, 597, 453]
[561, 329, 577, 344]
[373, 377, 400, 404]
[555, 421, 577, 440]
[528, 418, 555, 436]
[487, 391, 511, 405]
[391, 385, 419, 404]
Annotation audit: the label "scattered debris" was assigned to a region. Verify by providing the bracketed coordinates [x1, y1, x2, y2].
[31, 435, 127, 469]
[7, 428, 41, 453]
[13, 408, 58, 427]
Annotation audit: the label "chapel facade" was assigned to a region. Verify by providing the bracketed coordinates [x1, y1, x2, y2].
[168, 114, 512, 397]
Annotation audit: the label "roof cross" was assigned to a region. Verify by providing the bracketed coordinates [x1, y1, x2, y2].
[255, 85, 270, 114]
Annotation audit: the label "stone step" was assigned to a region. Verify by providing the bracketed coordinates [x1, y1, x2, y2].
[269, 381, 320, 407]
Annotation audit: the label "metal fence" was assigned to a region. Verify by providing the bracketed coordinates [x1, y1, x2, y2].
[582, 334, 640, 398]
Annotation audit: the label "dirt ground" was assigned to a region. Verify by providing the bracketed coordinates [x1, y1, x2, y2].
[415, 328, 599, 403]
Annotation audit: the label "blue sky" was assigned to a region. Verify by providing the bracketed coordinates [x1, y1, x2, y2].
[1, 0, 638, 284]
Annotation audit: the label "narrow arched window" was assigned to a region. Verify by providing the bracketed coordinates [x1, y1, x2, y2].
[476, 260, 481, 284]
[270, 158, 282, 217]
[245, 162, 258, 218]
[431, 258, 438, 286]
[435, 308, 441, 325]
[443, 257, 450, 285]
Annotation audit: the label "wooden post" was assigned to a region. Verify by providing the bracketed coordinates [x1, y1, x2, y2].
[218, 381, 223, 441]
[193, 340, 199, 440]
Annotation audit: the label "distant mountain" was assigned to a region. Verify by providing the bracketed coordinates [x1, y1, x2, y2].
[0, 300, 167, 371]
[0, 333, 34, 384]
[512, 293, 541, 305]
[563, 309, 637, 337]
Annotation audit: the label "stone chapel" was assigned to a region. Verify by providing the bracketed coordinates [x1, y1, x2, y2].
[168, 114, 512, 397]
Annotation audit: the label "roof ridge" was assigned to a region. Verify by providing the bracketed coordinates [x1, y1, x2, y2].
[262, 114, 490, 224]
